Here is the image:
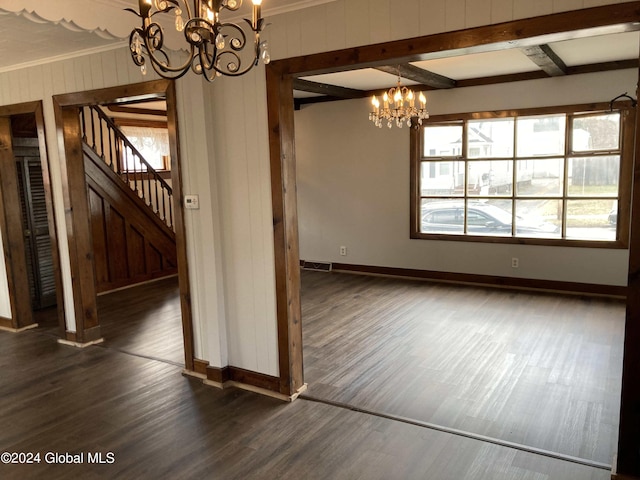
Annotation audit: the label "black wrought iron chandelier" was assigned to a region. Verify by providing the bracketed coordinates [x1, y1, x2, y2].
[127, 0, 270, 81]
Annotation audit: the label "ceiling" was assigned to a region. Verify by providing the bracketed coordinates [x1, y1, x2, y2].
[295, 30, 640, 105]
[0, 1, 638, 103]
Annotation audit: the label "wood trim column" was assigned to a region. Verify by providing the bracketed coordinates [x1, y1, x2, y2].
[615, 56, 640, 478]
[0, 116, 34, 329]
[165, 82, 194, 371]
[266, 63, 304, 396]
[54, 105, 100, 343]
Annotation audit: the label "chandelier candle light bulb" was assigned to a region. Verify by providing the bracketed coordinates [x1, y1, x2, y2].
[369, 69, 429, 128]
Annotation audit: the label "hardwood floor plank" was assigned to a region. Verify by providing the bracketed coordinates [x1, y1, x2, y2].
[95, 276, 183, 365]
[300, 270, 625, 466]
[0, 329, 613, 479]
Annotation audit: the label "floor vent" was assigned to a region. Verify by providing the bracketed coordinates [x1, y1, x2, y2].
[301, 261, 332, 272]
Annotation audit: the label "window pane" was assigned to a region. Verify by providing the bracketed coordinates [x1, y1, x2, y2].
[514, 200, 561, 238]
[516, 159, 563, 196]
[566, 200, 617, 241]
[572, 113, 620, 152]
[517, 114, 566, 157]
[421, 199, 464, 234]
[567, 156, 620, 196]
[423, 125, 463, 158]
[420, 161, 465, 195]
[121, 126, 170, 171]
[467, 160, 513, 196]
[467, 200, 513, 236]
[468, 118, 514, 158]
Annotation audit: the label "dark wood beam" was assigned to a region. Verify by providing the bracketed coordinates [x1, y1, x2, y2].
[292, 78, 367, 99]
[107, 105, 167, 117]
[375, 64, 456, 89]
[521, 44, 567, 76]
[277, 3, 640, 77]
[296, 58, 638, 108]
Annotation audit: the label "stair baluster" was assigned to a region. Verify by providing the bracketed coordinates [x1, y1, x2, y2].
[80, 106, 174, 231]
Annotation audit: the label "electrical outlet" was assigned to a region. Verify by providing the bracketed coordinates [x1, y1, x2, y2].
[511, 257, 519, 268]
[339, 246, 347, 256]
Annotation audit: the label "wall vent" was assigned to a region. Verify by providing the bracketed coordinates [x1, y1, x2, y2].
[301, 260, 332, 272]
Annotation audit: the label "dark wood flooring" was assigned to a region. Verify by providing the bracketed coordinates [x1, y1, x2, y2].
[2, 270, 621, 478]
[301, 270, 625, 467]
[35, 276, 184, 365]
[96, 276, 184, 365]
[0, 330, 612, 479]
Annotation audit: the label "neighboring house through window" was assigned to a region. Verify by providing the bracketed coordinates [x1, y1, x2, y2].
[410, 102, 633, 247]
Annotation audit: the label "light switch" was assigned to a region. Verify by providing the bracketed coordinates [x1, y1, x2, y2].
[184, 194, 199, 209]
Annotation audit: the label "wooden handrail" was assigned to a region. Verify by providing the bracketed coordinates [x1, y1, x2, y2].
[79, 106, 174, 230]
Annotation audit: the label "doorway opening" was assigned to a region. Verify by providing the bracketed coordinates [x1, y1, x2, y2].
[53, 80, 194, 370]
[91, 97, 183, 366]
[0, 101, 64, 334]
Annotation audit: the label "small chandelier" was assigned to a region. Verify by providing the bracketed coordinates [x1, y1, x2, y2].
[369, 69, 428, 128]
[127, 0, 270, 81]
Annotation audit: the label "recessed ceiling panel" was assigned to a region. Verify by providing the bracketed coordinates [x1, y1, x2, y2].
[549, 31, 640, 67]
[411, 49, 539, 81]
[300, 68, 420, 92]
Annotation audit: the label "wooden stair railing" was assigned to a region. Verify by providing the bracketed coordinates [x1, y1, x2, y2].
[79, 106, 174, 231]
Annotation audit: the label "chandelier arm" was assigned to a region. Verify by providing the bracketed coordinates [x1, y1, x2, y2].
[220, 0, 243, 13]
[143, 41, 196, 75]
[183, 17, 215, 46]
[197, 42, 216, 71]
[219, 22, 248, 51]
[129, 29, 146, 67]
[148, 53, 193, 80]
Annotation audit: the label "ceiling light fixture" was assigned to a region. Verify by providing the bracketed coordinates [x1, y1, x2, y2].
[127, 0, 269, 81]
[369, 68, 428, 128]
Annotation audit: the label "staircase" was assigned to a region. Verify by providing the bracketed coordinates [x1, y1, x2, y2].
[80, 106, 177, 293]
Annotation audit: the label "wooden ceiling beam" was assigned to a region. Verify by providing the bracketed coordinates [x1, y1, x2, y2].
[521, 44, 567, 76]
[375, 64, 456, 89]
[292, 78, 367, 99]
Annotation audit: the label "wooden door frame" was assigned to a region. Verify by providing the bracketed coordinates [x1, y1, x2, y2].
[265, 1, 640, 474]
[0, 101, 63, 332]
[52, 80, 195, 370]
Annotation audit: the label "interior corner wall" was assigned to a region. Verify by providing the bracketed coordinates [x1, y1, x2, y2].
[207, 68, 279, 377]
[173, 73, 229, 368]
[294, 69, 635, 287]
[0, 230, 11, 318]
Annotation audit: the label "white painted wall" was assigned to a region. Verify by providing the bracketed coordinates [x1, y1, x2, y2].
[295, 70, 635, 287]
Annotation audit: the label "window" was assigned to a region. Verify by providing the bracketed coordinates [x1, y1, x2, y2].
[411, 103, 634, 247]
[118, 122, 170, 172]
